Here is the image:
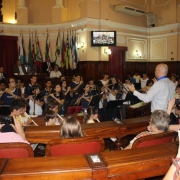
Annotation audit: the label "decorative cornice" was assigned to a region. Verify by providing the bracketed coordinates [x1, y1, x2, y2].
[0, 18, 179, 38]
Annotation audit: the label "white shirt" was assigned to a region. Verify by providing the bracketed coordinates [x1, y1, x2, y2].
[133, 75, 141, 83]
[18, 66, 24, 75]
[29, 100, 43, 115]
[141, 78, 149, 89]
[133, 78, 175, 112]
[50, 70, 62, 78]
[99, 79, 109, 109]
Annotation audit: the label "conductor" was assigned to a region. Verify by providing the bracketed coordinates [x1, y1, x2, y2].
[127, 63, 175, 112]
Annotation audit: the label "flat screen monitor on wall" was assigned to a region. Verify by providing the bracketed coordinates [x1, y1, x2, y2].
[91, 31, 116, 46]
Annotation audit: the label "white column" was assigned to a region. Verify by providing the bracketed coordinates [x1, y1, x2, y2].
[18, 0, 26, 8]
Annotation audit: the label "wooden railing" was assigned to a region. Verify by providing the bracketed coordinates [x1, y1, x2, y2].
[0, 143, 177, 180]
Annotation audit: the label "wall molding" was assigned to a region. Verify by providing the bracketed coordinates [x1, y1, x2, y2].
[119, 0, 147, 8]
[150, 38, 167, 60]
[152, 0, 170, 7]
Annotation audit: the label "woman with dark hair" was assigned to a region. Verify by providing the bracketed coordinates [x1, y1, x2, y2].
[60, 116, 85, 138]
[47, 83, 64, 115]
[28, 85, 44, 115]
[83, 106, 99, 123]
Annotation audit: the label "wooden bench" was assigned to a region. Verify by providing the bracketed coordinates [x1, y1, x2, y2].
[25, 116, 149, 144]
[0, 142, 177, 180]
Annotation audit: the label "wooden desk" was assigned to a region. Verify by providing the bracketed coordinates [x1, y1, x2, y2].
[126, 102, 151, 119]
[25, 116, 150, 144]
[0, 143, 177, 180]
[31, 113, 84, 126]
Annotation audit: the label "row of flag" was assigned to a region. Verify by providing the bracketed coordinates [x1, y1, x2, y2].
[18, 32, 79, 70]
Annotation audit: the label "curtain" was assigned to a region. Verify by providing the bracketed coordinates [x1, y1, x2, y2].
[108, 46, 127, 81]
[0, 35, 18, 76]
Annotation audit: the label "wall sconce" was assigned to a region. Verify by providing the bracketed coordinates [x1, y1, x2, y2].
[104, 48, 111, 55]
[136, 50, 142, 58]
[77, 42, 84, 52]
[81, 42, 84, 48]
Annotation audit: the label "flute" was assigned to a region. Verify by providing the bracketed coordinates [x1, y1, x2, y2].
[96, 118, 100, 122]
[74, 94, 84, 105]
[57, 113, 64, 122]
[26, 114, 38, 126]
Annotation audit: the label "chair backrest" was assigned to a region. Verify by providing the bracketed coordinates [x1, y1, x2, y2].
[0, 143, 34, 158]
[46, 136, 104, 157]
[131, 131, 177, 148]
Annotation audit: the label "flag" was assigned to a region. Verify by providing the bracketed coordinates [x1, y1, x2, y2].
[55, 32, 61, 67]
[69, 35, 73, 69]
[35, 34, 43, 69]
[19, 34, 26, 64]
[65, 35, 69, 69]
[61, 36, 66, 67]
[45, 33, 52, 61]
[28, 34, 32, 68]
[73, 35, 78, 69]
[31, 33, 36, 67]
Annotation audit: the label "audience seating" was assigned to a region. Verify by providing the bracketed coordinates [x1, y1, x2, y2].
[131, 131, 177, 148]
[0, 143, 34, 158]
[67, 106, 83, 114]
[46, 136, 104, 156]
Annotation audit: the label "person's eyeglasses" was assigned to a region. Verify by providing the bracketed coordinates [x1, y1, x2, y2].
[10, 81, 15, 83]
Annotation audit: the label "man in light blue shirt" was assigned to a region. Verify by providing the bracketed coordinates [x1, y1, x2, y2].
[127, 63, 175, 112]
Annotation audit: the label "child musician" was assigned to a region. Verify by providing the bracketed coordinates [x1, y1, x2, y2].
[44, 110, 60, 126]
[76, 84, 92, 111]
[47, 83, 64, 115]
[28, 86, 44, 115]
[70, 73, 84, 100]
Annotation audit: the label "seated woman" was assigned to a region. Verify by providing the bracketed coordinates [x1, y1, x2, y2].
[83, 106, 99, 123]
[60, 116, 85, 138]
[0, 116, 29, 144]
[124, 99, 175, 150]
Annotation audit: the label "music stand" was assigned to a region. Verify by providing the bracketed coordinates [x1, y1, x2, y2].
[89, 94, 103, 106]
[106, 100, 125, 109]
